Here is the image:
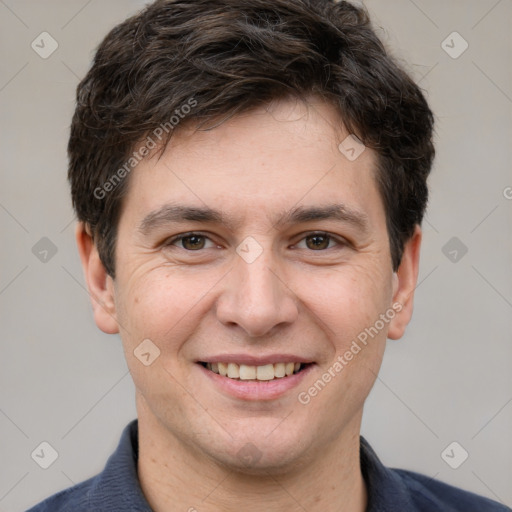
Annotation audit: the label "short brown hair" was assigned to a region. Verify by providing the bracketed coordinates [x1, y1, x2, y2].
[68, 0, 435, 277]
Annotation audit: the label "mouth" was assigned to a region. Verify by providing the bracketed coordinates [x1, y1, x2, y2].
[196, 358, 315, 401]
[199, 361, 311, 381]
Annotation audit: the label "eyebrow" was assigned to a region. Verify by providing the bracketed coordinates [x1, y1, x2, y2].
[138, 203, 369, 235]
[276, 204, 369, 233]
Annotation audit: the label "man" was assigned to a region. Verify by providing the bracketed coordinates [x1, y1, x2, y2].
[28, 0, 509, 511]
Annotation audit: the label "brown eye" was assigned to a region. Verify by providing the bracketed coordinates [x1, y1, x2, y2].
[164, 232, 218, 252]
[180, 235, 206, 250]
[305, 234, 332, 250]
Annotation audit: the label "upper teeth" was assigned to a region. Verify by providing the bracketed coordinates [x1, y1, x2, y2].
[206, 362, 302, 380]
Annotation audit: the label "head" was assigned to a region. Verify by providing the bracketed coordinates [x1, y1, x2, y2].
[73, 0, 434, 473]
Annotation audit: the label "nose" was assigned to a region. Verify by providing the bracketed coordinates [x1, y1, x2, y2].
[215, 249, 299, 338]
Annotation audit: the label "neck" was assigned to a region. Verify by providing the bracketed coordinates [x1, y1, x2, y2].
[137, 401, 367, 512]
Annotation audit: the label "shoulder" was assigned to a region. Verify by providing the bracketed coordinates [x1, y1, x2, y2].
[26, 420, 148, 512]
[359, 436, 510, 512]
[394, 468, 511, 512]
[26, 477, 96, 512]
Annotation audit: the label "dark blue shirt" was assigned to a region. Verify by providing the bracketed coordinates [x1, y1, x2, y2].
[27, 420, 510, 511]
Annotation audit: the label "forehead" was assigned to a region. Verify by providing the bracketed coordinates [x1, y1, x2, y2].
[122, 97, 385, 232]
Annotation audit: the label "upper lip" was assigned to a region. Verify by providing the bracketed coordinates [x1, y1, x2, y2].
[197, 354, 315, 366]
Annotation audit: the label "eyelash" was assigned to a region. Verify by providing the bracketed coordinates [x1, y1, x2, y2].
[163, 231, 348, 252]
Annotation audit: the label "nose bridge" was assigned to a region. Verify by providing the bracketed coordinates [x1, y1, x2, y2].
[240, 251, 279, 308]
[216, 241, 298, 337]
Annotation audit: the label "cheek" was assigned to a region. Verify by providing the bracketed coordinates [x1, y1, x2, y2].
[297, 265, 391, 429]
[115, 269, 219, 352]
[300, 261, 394, 348]
[114, 271, 212, 406]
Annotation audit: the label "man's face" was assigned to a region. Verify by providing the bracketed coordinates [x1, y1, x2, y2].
[91, 98, 412, 472]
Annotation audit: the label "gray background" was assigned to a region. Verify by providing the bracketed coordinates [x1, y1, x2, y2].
[1, 0, 511, 510]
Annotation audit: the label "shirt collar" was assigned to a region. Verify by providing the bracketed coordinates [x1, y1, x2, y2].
[88, 419, 414, 512]
[360, 435, 416, 511]
[87, 419, 153, 511]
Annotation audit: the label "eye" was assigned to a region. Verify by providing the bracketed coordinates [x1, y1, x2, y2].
[165, 232, 217, 251]
[294, 232, 345, 251]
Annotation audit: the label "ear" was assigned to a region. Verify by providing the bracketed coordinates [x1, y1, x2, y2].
[75, 222, 119, 334]
[387, 225, 422, 340]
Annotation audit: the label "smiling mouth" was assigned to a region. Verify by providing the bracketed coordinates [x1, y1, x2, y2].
[199, 362, 311, 381]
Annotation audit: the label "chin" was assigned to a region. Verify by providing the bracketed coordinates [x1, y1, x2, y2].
[209, 431, 313, 476]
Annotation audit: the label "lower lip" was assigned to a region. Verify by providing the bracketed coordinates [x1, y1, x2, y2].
[197, 363, 315, 401]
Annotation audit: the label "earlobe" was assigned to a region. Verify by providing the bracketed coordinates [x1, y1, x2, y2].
[75, 223, 119, 334]
[387, 225, 422, 340]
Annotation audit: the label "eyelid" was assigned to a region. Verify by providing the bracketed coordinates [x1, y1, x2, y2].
[291, 231, 349, 250]
[163, 231, 218, 249]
